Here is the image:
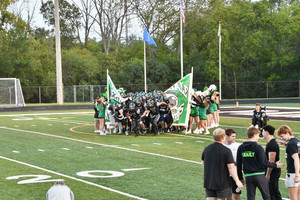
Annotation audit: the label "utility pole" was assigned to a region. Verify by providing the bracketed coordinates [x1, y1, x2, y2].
[54, 0, 63, 104]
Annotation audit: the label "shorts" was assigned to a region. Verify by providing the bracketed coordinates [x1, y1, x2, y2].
[190, 107, 199, 117]
[205, 187, 231, 199]
[209, 103, 216, 114]
[231, 177, 241, 194]
[159, 114, 166, 122]
[285, 173, 300, 188]
[199, 107, 207, 120]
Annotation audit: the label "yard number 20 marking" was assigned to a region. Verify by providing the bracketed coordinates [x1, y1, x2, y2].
[6, 175, 64, 184]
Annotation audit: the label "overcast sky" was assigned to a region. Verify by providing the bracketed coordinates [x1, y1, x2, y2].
[10, 0, 143, 41]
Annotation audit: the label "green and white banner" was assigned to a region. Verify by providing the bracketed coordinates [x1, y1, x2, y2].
[165, 73, 193, 127]
[107, 74, 127, 104]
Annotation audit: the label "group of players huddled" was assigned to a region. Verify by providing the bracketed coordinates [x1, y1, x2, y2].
[93, 85, 220, 136]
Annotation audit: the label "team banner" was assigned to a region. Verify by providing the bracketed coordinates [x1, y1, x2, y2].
[107, 74, 128, 104]
[165, 73, 193, 127]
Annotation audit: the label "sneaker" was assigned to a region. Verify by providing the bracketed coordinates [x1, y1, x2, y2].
[186, 129, 192, 134]
[100, 131, 106, 135]
[142, 130, 147, 136]
[199, 130, 203, 134]
[200, 128, 204, 132]
[125, 131, 129, 136]
[113, 128, 117, 134]
[94, 130, 99, 133]
[193, 129, 199, 134]
[204, 130, 210, 135]
[118, 131, 122, 134]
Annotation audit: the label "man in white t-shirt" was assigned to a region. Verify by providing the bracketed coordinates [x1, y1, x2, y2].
[46, 181, 74, 200]
[224, 128, 242, 200]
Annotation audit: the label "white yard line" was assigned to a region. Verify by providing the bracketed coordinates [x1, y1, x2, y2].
[0, 112, 93, 117]
[0, 155, 147, 200]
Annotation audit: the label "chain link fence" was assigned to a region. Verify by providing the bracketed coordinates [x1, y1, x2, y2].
[22, 80, 300, 103]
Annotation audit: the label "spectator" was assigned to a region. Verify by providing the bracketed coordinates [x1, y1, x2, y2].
[277, 125, 300, 200]
[224, 128, 242, 200]
[202, 128, 243, 200]
[46, 181, 74, 200]
[262, 125, 282, 200]
[237, 127, 283, 200]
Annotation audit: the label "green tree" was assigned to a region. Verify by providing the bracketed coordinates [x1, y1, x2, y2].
[40, 0, 82, 48]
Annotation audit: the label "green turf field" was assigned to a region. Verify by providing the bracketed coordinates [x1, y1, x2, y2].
[0, 110, 299, 199]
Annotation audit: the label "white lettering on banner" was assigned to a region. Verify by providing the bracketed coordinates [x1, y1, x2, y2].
[6, 175, 64, 184]
[168, 82, 189, 99]
[171, 103, 185, 122]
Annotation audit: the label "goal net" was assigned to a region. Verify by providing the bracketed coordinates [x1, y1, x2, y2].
[0, 78, 26, 107]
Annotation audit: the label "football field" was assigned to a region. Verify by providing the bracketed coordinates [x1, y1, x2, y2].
[0, 109, 299, 199]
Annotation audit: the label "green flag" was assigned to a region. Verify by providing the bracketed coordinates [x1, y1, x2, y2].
[165, 73, 193, 127]
[107, 74, 128, 104]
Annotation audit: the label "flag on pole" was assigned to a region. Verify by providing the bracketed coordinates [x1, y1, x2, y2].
[165, 73, 193, 127]
[107, 74, 128, 104]
[180, 0, 186, 23]
[143, 28, 157, 47]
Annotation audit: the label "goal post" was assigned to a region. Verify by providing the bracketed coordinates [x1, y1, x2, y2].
[0, 78, 26, 107]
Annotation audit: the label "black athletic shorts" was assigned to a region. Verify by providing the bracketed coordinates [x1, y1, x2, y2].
[205, 187, 231, 199]
[231, 177, 241, 194]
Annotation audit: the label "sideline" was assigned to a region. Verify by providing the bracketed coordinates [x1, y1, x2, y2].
[0, 155, 147, 200]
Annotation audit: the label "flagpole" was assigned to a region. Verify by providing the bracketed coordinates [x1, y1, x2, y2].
[218, 21, 222, 100]
[107, 69, 110, 103]
[144, 41, 147, 93]
[180, 8, 183, 79]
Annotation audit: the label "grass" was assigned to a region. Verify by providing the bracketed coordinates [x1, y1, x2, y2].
[0, 110, 298, 199]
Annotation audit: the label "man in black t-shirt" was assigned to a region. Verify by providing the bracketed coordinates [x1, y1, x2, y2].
[277, 125, 300, 200]
[202, 128, 243, 200]
[263, 125, 282, 200]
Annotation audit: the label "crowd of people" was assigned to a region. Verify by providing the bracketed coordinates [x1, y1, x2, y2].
[202, 125, 300, 200]
[93, 86, 220, 136]
[92, 88, 299, 200]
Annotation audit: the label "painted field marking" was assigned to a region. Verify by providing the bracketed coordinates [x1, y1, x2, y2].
[48, 124, 52, 126]
[12, 151, 19, 154]
[31, 125, 36, 127]
[175, 142, 183, 144]
[64, 124, 69, 125]
[131, 144, 139, 147]
[86, 146, 93, 149]
[196, 141, 204, 143]
[37, 149, 45, 152]
[76, 170, 125, 178]
[0, 112, 93, 117]
[12, 118, 33, 121]
[0, 127, 202, 165]
[62, 148, 70, 151]
[14, 125, 19, 127]
[0, 126, 289, 189]
[121, 168, 151, 172]
[0, 155, 147, 200]
[153, 143, 161, 145]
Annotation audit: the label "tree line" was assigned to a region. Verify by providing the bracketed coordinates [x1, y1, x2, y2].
[0, 0, 299, 95]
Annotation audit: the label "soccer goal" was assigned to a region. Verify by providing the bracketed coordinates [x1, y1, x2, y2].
[0, 78, 26, 107]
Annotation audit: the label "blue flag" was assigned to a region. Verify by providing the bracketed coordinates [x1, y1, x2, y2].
[143, 28, 157, 47]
